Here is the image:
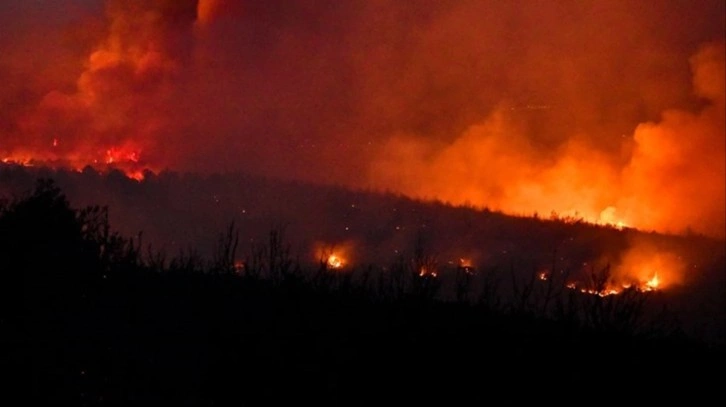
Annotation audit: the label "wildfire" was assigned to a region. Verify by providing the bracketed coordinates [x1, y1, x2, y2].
[597, 207, 630, 230]
[315, 241, 355, 271]
[418, 267, 438, 278]
[565, 273, 663, 298]
[0, 144, 156, 181]
[572, 286, 621, 297]
[327, 254, 344, 269]
[644, 272, 659, 291]
[457, 258, 475, 275]
[556, 242, 684, 298]
[105, 147, 140, 164]
[2, 156, 33, 166]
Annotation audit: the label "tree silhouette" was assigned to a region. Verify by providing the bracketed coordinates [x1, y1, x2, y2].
[0, 178, 720, 404]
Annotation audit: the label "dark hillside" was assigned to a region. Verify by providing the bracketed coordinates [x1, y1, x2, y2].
[1, 178, 724, 404]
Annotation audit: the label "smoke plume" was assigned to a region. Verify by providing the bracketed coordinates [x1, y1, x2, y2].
[0, 0, 724, 236]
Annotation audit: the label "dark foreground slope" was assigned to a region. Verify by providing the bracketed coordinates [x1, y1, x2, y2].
[1, 180, 724, 404]
[2, 164, 725, 343]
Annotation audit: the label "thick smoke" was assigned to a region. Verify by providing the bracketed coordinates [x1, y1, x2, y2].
[1, 0, 197, 168]
[618, 43, 725, 236]
[0, 0, 724, 236]
[369, 43, 726, 237]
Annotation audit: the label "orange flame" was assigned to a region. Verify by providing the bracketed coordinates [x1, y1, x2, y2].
[0, 143, 157, 181]
[459, 258, 473, 268]
[419, 267, 438, 278]
[645, 272, 660, 291]
[315, 241, 355, 271]
[327, 254, 344, 269]
[458, 258, 475, 275]
[564, 255, 671, 297]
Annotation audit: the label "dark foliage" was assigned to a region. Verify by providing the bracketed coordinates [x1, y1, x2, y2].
[1, 180, 724, 404]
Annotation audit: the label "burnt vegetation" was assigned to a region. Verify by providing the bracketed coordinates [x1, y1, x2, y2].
[1, 176, 725, 404]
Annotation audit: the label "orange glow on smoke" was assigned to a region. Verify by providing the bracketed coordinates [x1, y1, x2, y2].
[616, 245, 684, 291]
[565, 245, 684, 297]
[458, 258, 473, 268]
[458, 258, 475, 274]
[196, 0, 231, 27]
[0, 1, 722, 314]
[368, 43, 725, 238]
[1, 1, 722, 243]
[0, 1, 184, 182]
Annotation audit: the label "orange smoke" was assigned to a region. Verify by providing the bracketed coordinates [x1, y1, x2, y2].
[614, 240, 687, 290]
[195, 0, 243, 27]
[368, 109, 626, 227]
[196, 0, 221, 26]
[560, 239, 685, 296]
[1, 0, 199, 178]
[368, 43, 726, 238]
[617, 43, 726, 237]
[0, 1, 723, 237]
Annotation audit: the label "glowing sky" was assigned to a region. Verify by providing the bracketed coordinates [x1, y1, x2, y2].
[0, 0, 724, 236]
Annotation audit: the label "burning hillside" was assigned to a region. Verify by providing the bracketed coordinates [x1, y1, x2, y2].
[1, 0, 723, 238]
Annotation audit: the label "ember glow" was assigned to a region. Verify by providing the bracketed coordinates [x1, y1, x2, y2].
[418, 267, 438, 278]
[617, 243, 686, 291]
[560, 241, 686, 297]
[457, 258, 475, 275]
[1, 1, 724, 237]
[315, 241, 354, 271]
[458, 258, 473, 269]
[645, 273, 660, 291]
[326, 254, 344, 270]
[1, 143, 155, 180]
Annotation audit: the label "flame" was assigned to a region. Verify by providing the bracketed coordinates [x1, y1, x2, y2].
[597, 207, 629, 229]
[569, 282, 661, 298]
[327, 254, 344, 269]
[575, 286, 622, 297]
[617, 244, 685, 290]
[368, 44, 724, 239]
[2, 156, 33, 166]
[315, 241, 355, 271]
[419, 267, 438, 278]
[0, 1, 722, 243]
[564, 261, 668, 297]
[458, 258, 475, 275]
[459, 258, 473, 268]
[127, 170, 146, 181]
[0, 143, 157, 181]
[645, 272, 660, 291]
[0, 1, 183, 183]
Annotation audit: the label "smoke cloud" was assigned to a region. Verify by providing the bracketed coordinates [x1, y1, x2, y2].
[0, 0, 724, 236]
[369, 42, 726, 236]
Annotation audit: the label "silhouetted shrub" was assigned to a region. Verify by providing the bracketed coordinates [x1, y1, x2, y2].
[2, 179, 722, 404]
